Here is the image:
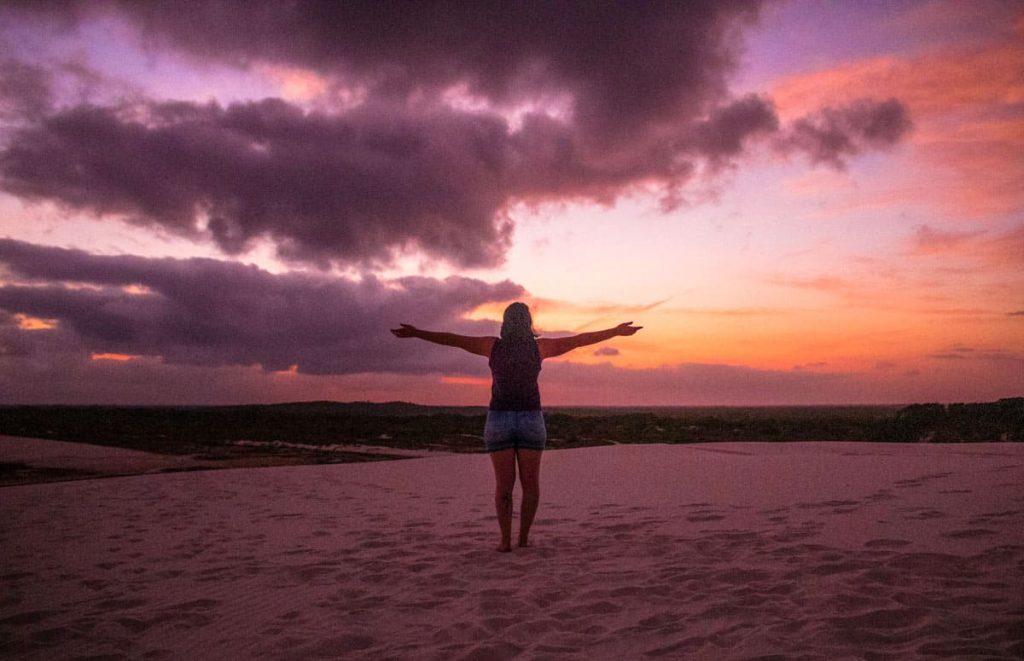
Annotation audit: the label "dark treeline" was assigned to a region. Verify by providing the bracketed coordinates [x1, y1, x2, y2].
[0, 398, 1020, 455]
[893, 398, 1023, 442]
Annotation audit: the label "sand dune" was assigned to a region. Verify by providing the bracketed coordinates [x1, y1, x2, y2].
[1, 441, 1022, 659]
[0, 435, 205, 479]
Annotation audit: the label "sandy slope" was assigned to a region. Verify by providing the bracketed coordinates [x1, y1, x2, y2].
[0, 435, 415, 486]
[0, 435, 204, 478]
[1, 441, 1022, 659]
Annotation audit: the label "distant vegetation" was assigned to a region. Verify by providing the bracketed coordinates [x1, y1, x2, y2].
[893, 398, 1023, 442]
[0, 398, 1019, 456]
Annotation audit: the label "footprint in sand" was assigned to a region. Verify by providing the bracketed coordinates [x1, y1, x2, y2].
[942, 528, 998, 539]
[968, 510, 1021, 526]
[0, 610, 58, 626]
[864, 538, 911, 548]
[687, 513, 725, 522]
[299, 634, 376, 656]
[894, 471, 953, 489]
[900, 508, 946, 520]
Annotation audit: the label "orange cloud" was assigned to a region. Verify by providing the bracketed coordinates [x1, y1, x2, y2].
[975, 226, 1024, 267]
[908, 225, 986, 255]
[767, 275, 854, 295]
[14, 314, 57, 330]
[91, 352, 138, 361]
[273, 364, 299, 376]
[440, 375, 489, 386]
[908, 224, 1024, 267]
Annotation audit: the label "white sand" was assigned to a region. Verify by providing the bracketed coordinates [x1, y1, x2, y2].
[1, 441, 1022, 659]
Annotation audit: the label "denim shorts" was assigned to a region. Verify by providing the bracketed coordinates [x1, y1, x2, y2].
[483, 410, 546, 452]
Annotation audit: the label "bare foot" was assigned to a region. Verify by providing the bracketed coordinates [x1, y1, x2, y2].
[496, 541, 512, 552]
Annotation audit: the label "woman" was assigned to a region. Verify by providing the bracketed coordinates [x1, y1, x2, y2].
[391, 302, 641, 552]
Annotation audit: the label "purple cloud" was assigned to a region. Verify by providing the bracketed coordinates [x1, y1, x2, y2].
[593, 346, 620, 357]
[4, 349, 1018, 406]
[0, 59, 53, 121]
[18, 2, 763, 144]
[926, 344, 1023, 363]
[0, 239, 521, 374]
[0, 92, 795, 269]
[0, 3, 914, 269]
[0, 100, 516, 268]
[690, 95, 780, 164]
[541, 360, 857, 406]
[779, 98, 912, 168]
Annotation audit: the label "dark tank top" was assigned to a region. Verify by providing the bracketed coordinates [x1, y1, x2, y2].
[488, 336, 542, 411]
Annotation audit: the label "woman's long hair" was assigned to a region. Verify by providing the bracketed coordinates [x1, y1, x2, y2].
[500, 302, 538, 340]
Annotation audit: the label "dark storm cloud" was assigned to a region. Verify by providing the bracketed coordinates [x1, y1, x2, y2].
[0, 90, 801, 267]
[0, 93, 802, 268]
[51, 1, 764, 145]
[0, 2, 914, 268]
[779, 98, 912, 168]
[0, 59, 53, 121]
[690, 95, 780, 164]
[0, 239, 521, 374]
[0, 100, 514, 267]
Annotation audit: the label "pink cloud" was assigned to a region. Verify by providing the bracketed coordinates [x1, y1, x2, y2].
[907, 224, 1024, 267]
[770, 43, 1024, 120]
[909, 225, 986, 255]
[770, 28, 1024, 219]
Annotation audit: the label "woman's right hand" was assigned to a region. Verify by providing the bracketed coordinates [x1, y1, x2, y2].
[390, 323, 419, 338]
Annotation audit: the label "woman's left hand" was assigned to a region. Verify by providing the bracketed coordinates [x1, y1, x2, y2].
[615, 322, 642, 336]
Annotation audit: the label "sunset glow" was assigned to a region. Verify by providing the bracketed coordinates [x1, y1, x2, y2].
[14, 314, 58, 331]
[0, 1, 1020, 405]
[90, 353, 138, 362]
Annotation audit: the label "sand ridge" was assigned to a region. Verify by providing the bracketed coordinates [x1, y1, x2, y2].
[1, 442, 1022, 659]
[0, 435, 418, 486]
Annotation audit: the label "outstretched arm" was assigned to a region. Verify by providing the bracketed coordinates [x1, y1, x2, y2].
[390, 324, 496, 357]
[537, 322, 642, 359]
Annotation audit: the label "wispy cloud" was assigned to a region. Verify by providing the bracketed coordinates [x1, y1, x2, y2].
[570, 298, 671, 332]
[907, 224, 1024, 267]
[927, 344, 1024, 363]
[908, 225, 986, 255]
[767, 275, 852, 294]
[770, 42, 1024, 119]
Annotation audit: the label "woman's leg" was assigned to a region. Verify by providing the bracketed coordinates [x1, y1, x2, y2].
[490, 449, 517, 552]
[515, 449, 542, 547]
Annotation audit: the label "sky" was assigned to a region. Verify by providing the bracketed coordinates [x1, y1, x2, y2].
[0, 0, 1021, 406]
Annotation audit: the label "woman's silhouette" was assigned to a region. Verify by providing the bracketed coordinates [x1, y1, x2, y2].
[392, 302, 641, 552]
